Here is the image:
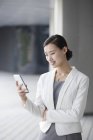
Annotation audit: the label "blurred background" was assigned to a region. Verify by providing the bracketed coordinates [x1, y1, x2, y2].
[0, 0, 93, 140]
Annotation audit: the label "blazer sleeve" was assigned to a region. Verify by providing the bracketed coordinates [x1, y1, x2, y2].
[46, 76, 89, 123]
[24, 75, 46, 117]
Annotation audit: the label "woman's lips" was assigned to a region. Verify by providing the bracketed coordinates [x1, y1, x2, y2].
[50, 61, 55, 65]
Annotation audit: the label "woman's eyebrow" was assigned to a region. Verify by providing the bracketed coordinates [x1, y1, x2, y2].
[44, 50, 56, 54]
[49, 50, 55, 52]
[48, 50, 56, 53]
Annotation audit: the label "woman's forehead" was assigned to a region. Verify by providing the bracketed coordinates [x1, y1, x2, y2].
[44, 44, 58, 52]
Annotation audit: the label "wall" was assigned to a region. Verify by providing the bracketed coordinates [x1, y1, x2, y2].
[63, 0, 93, 113]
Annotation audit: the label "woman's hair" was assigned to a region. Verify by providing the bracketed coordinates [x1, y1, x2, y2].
[43, 34, 72, 61]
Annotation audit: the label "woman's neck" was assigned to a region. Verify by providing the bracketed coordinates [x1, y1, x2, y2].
[56, 62, 72, 75]
[55, 63, 72, 82]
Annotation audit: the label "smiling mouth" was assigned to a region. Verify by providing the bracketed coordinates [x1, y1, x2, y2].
[50, 61, 55, 65]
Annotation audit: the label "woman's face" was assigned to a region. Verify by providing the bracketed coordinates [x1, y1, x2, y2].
[44, 43, 67, 68]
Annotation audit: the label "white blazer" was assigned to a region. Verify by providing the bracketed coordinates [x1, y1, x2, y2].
[24, 67, 89, 136]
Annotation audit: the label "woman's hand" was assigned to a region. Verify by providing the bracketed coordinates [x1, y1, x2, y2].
[42, 108, 48, 121]
[16, 81, 27, 104]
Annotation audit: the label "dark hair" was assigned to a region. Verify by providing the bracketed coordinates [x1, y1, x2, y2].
[43, 34, 72, 61]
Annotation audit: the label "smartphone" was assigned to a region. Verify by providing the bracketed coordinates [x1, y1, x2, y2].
[13, 74, 29, 93]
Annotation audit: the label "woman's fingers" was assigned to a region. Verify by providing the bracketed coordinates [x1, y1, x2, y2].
[16, 81, 26, 93]
[16, 81, 27, 103]
[16, 81, 18, 86]
[16, 81, 28, 90]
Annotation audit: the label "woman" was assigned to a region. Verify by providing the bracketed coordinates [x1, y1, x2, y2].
[16, 34, 89, 140]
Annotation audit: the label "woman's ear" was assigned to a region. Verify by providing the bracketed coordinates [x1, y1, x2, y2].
[63, 46, 68, 54]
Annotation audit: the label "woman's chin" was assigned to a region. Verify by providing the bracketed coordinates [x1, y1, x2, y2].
[51, 64, 57, 68]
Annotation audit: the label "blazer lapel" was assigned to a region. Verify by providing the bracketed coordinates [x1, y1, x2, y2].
[47, 69, 56, 109]
[56, 67, 78, 109]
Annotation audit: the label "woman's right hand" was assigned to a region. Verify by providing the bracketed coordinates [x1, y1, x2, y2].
[16, 81, 27, 104]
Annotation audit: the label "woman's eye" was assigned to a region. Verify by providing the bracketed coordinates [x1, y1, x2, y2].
[51, 53, 55, 55]
[45, 52, 55, 57]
